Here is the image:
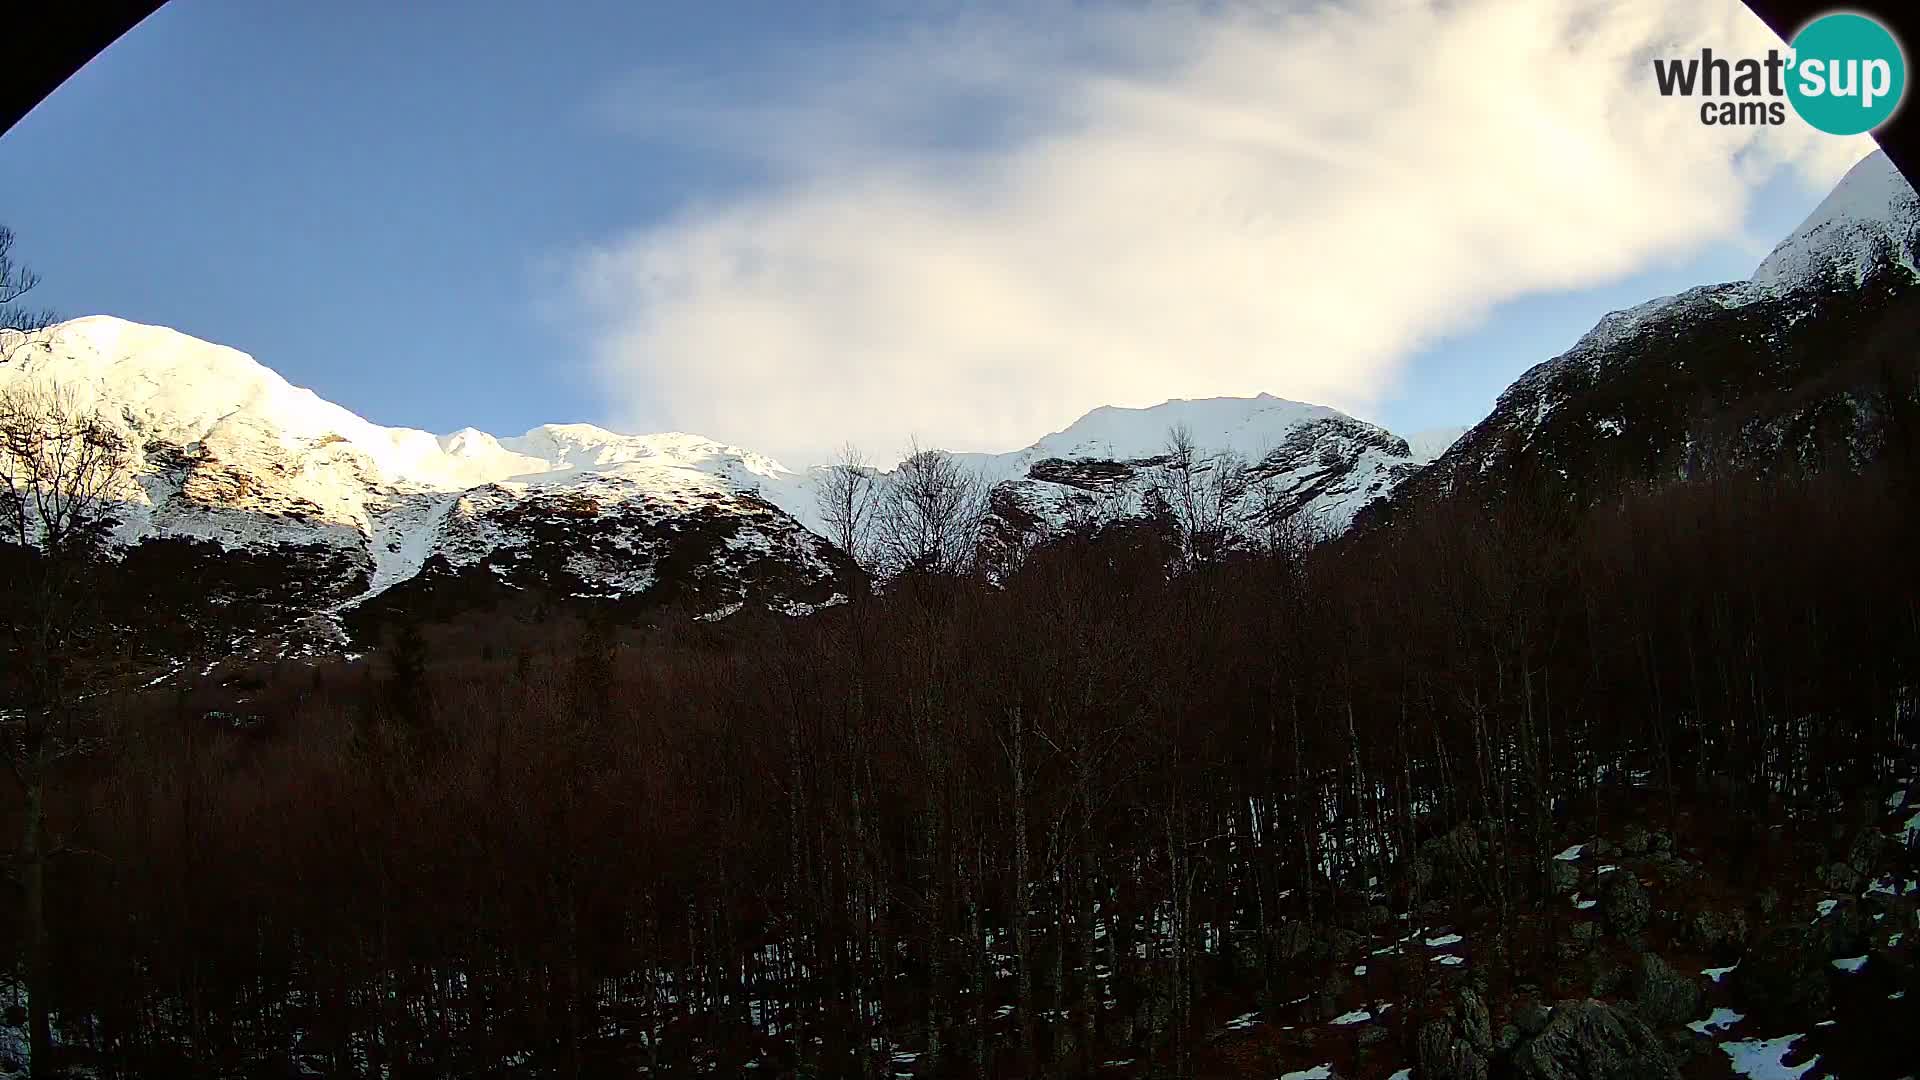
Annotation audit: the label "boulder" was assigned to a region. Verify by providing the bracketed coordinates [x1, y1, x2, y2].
[1515, 1001, 1552, 1036]
[1328, 929, 1368, 960]
[1811, 897, 1872, 959]
[1421, 823, 1487, 896]
[1647, 852, 1697, 880]
[1817, 861, 1863, 893]
[1846, 829, 1885, 877]
[1549, 860, 1579, 897]
[1457, 987, 1493, 1053]
[1510, 999, 1679, 1080]
[1601, 874, 1651, 936]
[1418, 1018, 1489, 1080]
[1631, 953, 1701, 1026]
[1273, 919, 1317, 960]
[1683, 908, 1748, 954]
[1729, 925, 1832, 1025]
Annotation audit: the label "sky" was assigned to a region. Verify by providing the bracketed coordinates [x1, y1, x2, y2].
[0, 0, 1878, 468]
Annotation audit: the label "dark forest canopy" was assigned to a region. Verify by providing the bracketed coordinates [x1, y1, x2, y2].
[4, 453, 1918, 1077]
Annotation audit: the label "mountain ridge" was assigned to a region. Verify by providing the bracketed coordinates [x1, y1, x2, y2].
[3, 150, 1912, 646]
[1, 316, 1427, 638]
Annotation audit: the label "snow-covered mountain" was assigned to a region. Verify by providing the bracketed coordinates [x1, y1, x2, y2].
[8, 149, 1907, 645]
[965, 396, 1437, 557]
[1370, 149, 1920, 524]
[0, 317, 852, 631]
[0, 316, 1432, 643]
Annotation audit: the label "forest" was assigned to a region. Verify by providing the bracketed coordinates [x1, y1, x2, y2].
[4, 417, 1918, 1077]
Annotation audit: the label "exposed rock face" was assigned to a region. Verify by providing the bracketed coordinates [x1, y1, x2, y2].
[1509, 999, 1679, 1080]
[1360, 150, 1920, 532]
[0, 318, 858, 650]
[976, 397, 1433, 560]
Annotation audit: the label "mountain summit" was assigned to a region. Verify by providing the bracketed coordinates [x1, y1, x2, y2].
[0, 316, 1426, 646]
[1368, 150, 1920, 524]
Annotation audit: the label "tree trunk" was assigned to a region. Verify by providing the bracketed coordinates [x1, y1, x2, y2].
[21, 773, 50, 1080]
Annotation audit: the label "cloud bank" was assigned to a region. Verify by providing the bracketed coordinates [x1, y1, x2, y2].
[572, 0, 1873, 468]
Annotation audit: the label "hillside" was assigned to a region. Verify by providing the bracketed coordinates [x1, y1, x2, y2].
[1366, 151, 1920, 525]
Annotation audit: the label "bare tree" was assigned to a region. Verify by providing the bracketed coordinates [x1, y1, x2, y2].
[0, 227, 58, 358]
[814, 442, 880, 572]
[0, 381, 132, 1078]
[1148, 423, 1252, 571]
[874, 440, 988, 579]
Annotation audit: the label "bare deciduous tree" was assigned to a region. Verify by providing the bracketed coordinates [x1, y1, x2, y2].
[0, 380, 132, 1079]
[814, 442, 880, 573]
[0, 227, 58, 357]
[1148, 422, 1252, 571]
[874, 440, 988, 579]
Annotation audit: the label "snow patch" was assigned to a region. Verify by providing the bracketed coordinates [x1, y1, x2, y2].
[1720, 1034, 1818, 1080]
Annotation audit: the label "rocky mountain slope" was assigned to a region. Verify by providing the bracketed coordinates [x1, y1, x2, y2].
[0, 318, 1438, 652]
[5, 149, 1912, 655]
[0, 318, 855, 648]
[1367, 150, 1920, 525]
[968, 396, 1441, 559]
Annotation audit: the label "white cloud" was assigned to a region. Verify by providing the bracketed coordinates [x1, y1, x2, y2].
[572, 0, 1873, 467]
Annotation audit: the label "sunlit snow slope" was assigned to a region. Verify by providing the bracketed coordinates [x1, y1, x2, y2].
[0, 317, 848, 618]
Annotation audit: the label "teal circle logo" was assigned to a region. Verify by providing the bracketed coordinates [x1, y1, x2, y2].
[1787, 13, 1906, 135]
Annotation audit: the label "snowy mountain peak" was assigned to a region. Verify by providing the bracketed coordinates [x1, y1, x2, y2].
[1027, 394, 1355, 463]
[1752, 149, 1919, 291]
[3, 312, 1456, 622]
[0, 317, 854, 622]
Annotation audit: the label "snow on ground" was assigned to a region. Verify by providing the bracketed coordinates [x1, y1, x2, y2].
[1831, 955, 1868, 973]
[1553, 844, 1585, 861]
[1703, 962, 1739, 983]
[1423, 933, 1463, 947]
[1222, 1011, 1263, 1032]
[1278, 1066, 1333, 1080]
[1751, 150, 1919, 291]
[1689, 1008, 1745, 1034]
[1720, 1034, 1819, 1080]
[1330, 1008, 1372, 1025]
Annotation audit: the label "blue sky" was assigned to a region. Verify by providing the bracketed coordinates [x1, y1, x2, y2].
[0, 0, 1876, 466]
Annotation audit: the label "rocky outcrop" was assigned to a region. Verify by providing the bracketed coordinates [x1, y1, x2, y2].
[1630, 953, 1700, 1026]
[1600, 873, 1651, 936]
[1509, 999, 1679, 1080]
[1418, 1019, 1490, 1080]
[1730, 924, 1833, 1025]
[1681, 907, 1748, 954]
[1359, 151, 1920, 533]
